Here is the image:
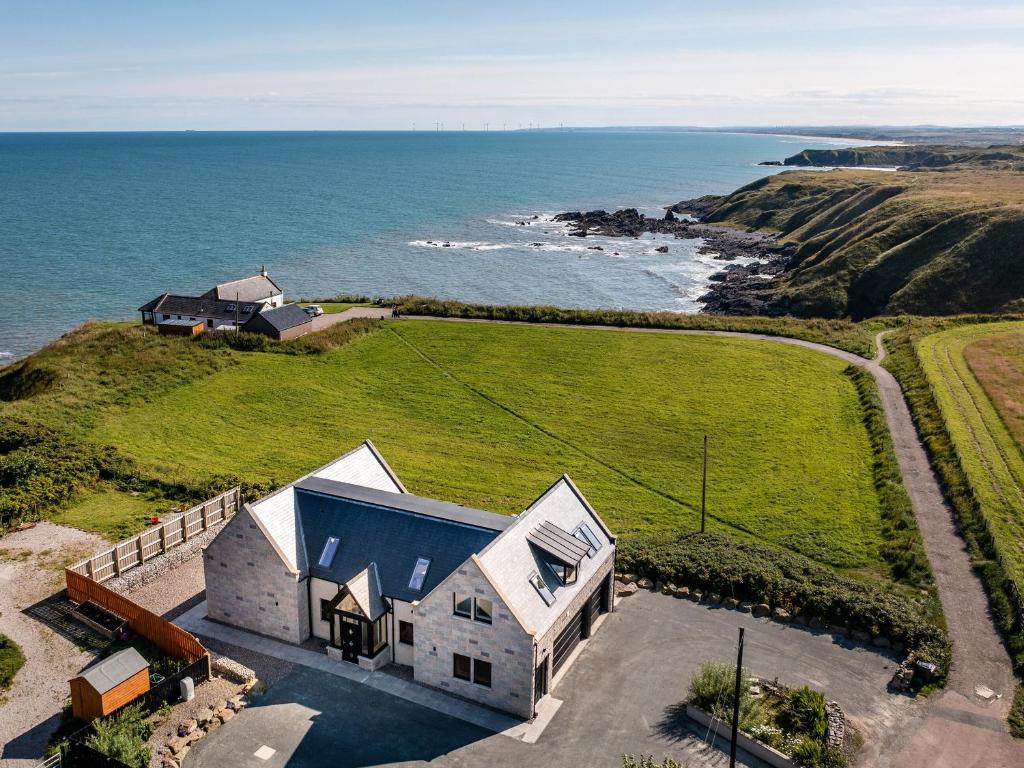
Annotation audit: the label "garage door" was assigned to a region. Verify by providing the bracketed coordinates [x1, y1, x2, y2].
[551, 607, 584, 676]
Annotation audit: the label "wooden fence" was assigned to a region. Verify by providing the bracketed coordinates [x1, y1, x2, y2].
[65, 569, 207, 662]
[67, 487, 241, 583]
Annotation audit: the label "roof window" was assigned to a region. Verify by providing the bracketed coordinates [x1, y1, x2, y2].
[574, 522, 602, 557]
[318, 536, 340, 568]
[529, 570, 556, 606]
[409, 557, 431, 591]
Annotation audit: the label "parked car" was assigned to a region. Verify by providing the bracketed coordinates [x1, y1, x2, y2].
[303, 305, 324, 317]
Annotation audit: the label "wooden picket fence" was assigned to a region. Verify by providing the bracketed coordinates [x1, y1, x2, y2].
[66, 487, 241, 583]
[65, 569, 207, 662]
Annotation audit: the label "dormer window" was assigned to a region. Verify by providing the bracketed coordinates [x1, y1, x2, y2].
[408, 557, 431, 591]
[318, 536, 340, 568]
[548, 562, 578, 586]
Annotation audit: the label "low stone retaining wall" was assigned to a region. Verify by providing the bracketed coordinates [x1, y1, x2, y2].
[209, 653, 257, 684]
[684, 704, 796, 768]
[160, 690, 252, 768]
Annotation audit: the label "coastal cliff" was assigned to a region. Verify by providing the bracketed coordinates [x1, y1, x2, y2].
[674, 168, 1024, 318]
[766, 144, 1024, 171]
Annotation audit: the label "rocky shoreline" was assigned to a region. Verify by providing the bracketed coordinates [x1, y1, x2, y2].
[553, 201, 795, 314]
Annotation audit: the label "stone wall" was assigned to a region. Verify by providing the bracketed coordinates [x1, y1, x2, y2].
[203, 507, 308, 644]
[413, 558, 535, 718]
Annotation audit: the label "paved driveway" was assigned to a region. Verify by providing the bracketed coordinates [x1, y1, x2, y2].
[186, 590, 908, 768]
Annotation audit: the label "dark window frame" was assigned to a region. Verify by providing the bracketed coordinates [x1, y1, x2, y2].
[453, 652, 471, 681]
[399, 620, 414, 645]
[453, 593, 473, 618]
[549, 561, 578, 586]
[473, 597, 493, 625]
[319, 598, 332, 622]
[473, 658, 492, 688]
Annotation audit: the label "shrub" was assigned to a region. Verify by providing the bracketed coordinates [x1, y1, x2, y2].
[1010, 685, 1024, 739]
[0, 634, 26, 690]
[85, 704, 154, 768]
[687, 661, 764, 731]
[779, 687, 828, 742]
[790, 737, 823, 767]
[197, 317, 379, 356]
[617, 532, 949, 671]
[622, 754, 683, 768]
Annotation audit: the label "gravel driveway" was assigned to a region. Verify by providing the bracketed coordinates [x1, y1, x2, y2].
[0, 523, 107, 768]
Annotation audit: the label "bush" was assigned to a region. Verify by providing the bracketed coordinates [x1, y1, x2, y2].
[622, 756, 682, 768]
[779, 687, 828, 742]
[0, 634, 26, 690]
[687, 661, 764, 731]
[617, 532, 949, 670]
[1010, 685, 1024, 739]
[85, 704, 154, 768]
[844, 366, 934, 589]
[196, 317, 379, 356]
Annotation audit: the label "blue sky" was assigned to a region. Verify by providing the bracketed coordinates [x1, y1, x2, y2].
[1, 0, 1022, 130]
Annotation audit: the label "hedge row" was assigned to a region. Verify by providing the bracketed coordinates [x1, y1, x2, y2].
[884, 327, 1024, 672]
[843, 366, 934, 589]
[196, 317, 379, 355]
[390, 296, 875, 356]
[617, 532, 950, 672]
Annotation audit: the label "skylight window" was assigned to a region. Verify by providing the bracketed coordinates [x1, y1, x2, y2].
[529, 570, 556, 606]
[409, 557, 431, 591]
[318, 536, 340, 568]
[242, 304, 254, 313]
[225, 304, 236, 311]
[574, 522, 601, 557]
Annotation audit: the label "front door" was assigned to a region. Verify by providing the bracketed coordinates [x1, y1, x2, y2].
[339, 615, 361, 663]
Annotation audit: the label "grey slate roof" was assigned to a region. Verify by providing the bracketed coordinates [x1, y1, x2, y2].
[138, 294, 260, 322]
[295, 480, 511, 603]
[242, 303, 312, 333]
[77, 647, 148, 694]
[295, 477, 513, 532]
[204, 274, 282, 303]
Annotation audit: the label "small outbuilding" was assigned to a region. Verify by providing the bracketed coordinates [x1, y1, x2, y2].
[70, 647, 150, 721]
[240, 303, 313, 341]
[156, 318, 206, 337]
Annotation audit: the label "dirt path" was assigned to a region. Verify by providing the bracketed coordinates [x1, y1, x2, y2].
[0, 523, 107, 768]
[396, 316, 1021, 765]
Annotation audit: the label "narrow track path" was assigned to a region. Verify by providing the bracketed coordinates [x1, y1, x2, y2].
[377, 315, 1019, 766]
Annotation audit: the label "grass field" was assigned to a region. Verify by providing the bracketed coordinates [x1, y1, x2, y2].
[298, 302, 367, 314]
[49, 486, 171, 541]
[964, 330, 1024, 452]
[86, 320, 888, 575]
[917, 322, 1024, 590]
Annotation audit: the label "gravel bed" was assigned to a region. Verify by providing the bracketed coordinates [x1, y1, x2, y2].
[0, 523, 107, 768]
[123, 556, 207, 620]
[197, 637, 296, 691]
[106, 524, 221, 598]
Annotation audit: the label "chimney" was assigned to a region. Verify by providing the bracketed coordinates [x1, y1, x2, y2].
[260, 265, 268, 277]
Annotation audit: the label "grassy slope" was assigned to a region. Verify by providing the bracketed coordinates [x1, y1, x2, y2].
[917, 322, 1024, 590]
[700, 169, 1024, 319]
[49, 486, 171, 542]
[90, 320, 887, 575]
[0, 634, 25, 692]
[964, 330, 1024, 452]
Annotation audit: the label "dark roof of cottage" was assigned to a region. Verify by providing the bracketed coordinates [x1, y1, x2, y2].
[137, 293, 261, 322]
[77, 647, 149, 694]
[242, 303, 312, 333]
[294, 478, 512, 602]
[203, 274, 282, 303]
[527, 520, 589, 567]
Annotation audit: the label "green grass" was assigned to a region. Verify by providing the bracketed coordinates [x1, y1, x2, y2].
[91, 320, 888, 576]
[0, 634, 26, 692]
[49, 486, 170, 541]
[917, 322, 1024, 592]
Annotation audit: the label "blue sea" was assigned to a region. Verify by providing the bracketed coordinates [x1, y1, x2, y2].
[0, 130, 851, 360]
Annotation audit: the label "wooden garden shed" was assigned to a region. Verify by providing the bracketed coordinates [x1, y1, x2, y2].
[70, 647, 150, 721]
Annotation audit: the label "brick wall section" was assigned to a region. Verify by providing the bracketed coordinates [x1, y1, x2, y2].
[414, 559, 535, 719]
[536, 554, 614, 686]
[203, 506, 308, 644]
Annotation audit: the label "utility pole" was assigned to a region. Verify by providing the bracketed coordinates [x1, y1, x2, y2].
[235, 291, 239, 330]
[730, 627, 745, 768]
[701, 434, 708, 533]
